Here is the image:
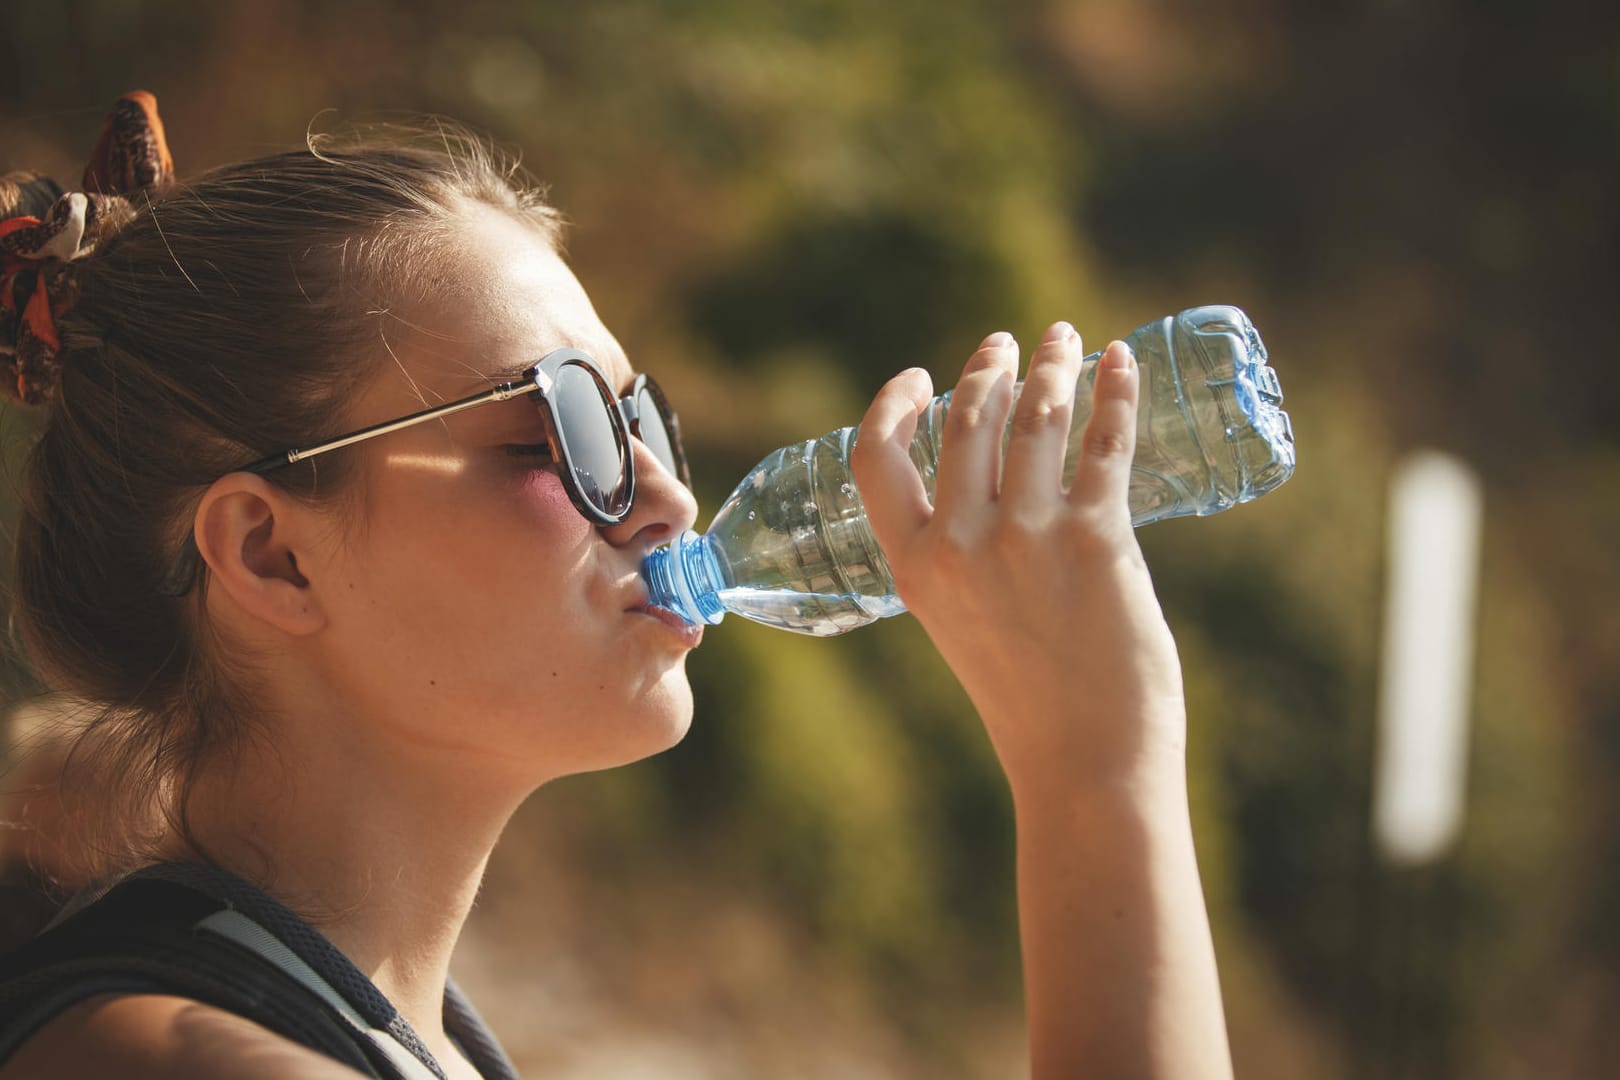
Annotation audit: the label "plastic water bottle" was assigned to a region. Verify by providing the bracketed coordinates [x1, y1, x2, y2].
[643, 305, 1295, 637]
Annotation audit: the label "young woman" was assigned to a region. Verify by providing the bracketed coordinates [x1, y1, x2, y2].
[0, 94, 1231, 1078]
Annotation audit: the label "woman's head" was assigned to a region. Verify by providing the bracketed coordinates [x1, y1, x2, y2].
[205, 197, 703, 779]
[5, 109, 699, 880]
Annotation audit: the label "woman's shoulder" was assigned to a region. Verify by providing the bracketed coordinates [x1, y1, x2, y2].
[0, 993, 365, 1078]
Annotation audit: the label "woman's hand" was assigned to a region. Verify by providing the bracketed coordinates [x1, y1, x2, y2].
[851, 323, 1233, 1079]
[851, 323, 1186, 800]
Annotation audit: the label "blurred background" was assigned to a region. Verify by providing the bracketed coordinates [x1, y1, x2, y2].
[2, 1, 1617, 1076]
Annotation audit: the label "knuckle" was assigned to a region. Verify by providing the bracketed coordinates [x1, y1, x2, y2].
[1084, 428, 1134, 459]
[989, 512, 1046, 556]
[966, 343, 1016, 371]
[949, 401, 994, 431]
[1010, 401, 1066, 439]
[1061, 508, 1130, 558]
[928, 523, 980, 572]
[963, 348, 1003, 372]
[1030, 339, 1069, 363]
[954, 365, 1014, 406]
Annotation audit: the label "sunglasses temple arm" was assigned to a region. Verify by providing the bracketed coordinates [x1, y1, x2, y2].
[277, 381, 533, 466]
[157, 380, 536, 597]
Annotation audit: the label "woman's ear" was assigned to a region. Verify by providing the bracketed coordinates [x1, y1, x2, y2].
[192, 474, 327, 636]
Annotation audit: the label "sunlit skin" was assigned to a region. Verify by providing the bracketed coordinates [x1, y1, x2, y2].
[2, 200, 1232, 1078]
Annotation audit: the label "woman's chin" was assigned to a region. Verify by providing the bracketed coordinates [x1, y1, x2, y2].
[631, 682, 696, 757]
[556, 684, 695, 777]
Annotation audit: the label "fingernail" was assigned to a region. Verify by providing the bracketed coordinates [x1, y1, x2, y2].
[983, 330, 1014, 349]
[1042, 321, 1074, 345]
[1102, 341, 1134, 370]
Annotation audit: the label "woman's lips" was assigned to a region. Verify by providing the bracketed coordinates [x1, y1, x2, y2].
[640, 603, 704, 647]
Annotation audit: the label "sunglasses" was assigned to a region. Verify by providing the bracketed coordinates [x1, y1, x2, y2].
[160, 348, 689, 597]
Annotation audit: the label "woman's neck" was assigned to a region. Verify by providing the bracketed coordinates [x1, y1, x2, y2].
[177, 700, 531, 1063]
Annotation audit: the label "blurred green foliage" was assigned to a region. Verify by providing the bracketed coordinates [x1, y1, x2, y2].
[4, 1, 1618, 1076]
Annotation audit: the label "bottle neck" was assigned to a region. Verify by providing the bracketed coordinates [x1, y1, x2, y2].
[642, 530, 727, 626]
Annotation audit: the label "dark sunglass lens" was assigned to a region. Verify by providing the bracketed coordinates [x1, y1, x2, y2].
[554, 363, 630, 516]
[635, 386, 681, 481]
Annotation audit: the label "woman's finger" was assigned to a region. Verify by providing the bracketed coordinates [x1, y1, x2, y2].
[1001, 322, 1085, 513]
[1066, 341, 1139, 514]
[851, 366, 936, 554]
[931, 332, 1019, 518]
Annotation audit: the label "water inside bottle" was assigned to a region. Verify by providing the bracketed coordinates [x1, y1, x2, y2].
[715, 586, 908, 637]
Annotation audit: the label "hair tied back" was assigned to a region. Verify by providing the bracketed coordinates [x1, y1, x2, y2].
[0, 90, 175, 406]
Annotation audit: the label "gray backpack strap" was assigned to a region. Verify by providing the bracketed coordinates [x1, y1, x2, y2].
[131, 863, 457, 1077]
[0, 864, 518, 1079]
[197, 910, 443, 1080]
[0, 877, 385, 1077]
[443, 978, 521, 1080]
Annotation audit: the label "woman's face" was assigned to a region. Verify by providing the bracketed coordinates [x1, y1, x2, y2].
[308, 201, 701, 784]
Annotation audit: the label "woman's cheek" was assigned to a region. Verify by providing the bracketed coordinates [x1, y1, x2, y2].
[520, 467, 592, 534]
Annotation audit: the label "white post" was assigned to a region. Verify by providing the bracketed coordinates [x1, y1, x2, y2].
[1372, 450, 1484, 866]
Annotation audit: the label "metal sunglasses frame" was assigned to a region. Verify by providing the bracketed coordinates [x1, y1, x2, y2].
[159, 347, 690, 597]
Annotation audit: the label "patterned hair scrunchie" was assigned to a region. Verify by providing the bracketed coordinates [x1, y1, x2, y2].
[0, 90, 174, 405]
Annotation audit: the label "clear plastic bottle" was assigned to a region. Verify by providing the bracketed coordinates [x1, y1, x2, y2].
[643, 305, 1295, 636]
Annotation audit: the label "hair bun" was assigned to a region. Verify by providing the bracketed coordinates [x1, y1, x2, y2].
[1, 92, 173, 406]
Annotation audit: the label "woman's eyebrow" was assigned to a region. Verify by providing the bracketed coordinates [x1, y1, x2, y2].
[485, 352, 638, 394]
[491, 360, 536, 381]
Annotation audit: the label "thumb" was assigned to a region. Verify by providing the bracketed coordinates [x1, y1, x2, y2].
[850, 367, 935, 555]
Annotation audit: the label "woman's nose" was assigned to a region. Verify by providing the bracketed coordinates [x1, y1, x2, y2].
[603, 437, 698, 551]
